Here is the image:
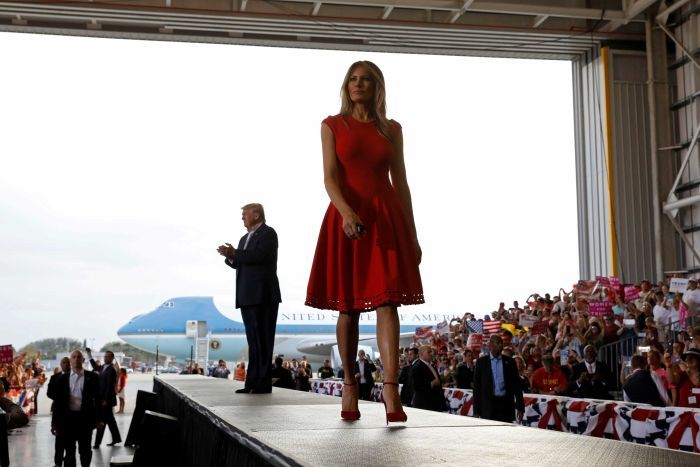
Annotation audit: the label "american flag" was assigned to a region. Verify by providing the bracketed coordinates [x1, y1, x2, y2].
[414, 326, 433, 339]
[483, 319, 503, 337]
[466, 319, 483, 334]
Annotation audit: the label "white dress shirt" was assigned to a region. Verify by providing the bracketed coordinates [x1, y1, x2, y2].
[69, 369, 85, 412]
[358, 359, 366, 384]
[243, 222, 263, 250]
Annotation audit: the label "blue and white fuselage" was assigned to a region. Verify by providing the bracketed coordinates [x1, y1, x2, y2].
[117, 296, 458, 367]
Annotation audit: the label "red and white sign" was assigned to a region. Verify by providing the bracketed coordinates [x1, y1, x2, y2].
[609, 276, 622, 289]
[519, 315, 539, 328]
[596, 276, 610, 287]
[624, 285, 640, 303]
[0, 345, 13, 364]
[466, 333, 483, 352]
[589, 300, 613, 316]
[530, 321, 549, 336]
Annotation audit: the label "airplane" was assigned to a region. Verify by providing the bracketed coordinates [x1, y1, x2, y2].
[117, 296, 459, 369]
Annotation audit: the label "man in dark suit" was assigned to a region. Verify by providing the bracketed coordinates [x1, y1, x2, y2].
[569, 345, 613, 400]
[218, 203, 281, 394]
[622, 355, 668, 406]
[473, 335, 524, 423]
[455, 349, 475, 389]
[354, 350, 376, 401]
[399, 347, 418, 406]
[410, 346, 447, 412]
[271, 357, 295, 390]
[86, 349, 121, 448]
[47, 350, 104, 467]
[48, 357, 71, 467]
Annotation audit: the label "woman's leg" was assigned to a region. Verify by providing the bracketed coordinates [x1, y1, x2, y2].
[376, 305, 402, 413]
[337, 311, 360, 411]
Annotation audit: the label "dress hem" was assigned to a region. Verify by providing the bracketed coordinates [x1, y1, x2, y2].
[305, 291, 424, 312]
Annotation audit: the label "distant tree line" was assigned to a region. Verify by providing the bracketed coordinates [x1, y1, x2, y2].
[19, 337, 83, 360]
[17, 338, 161, 364]
[100, 341, 164, 365]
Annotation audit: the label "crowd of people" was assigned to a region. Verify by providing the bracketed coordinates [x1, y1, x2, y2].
[208, 355, 322, 392]
[388, 278, 700, 410]
[0, 352, 47, 425]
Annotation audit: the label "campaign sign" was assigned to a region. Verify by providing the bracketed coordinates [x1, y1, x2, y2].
[519, 315, 539, 328]
[0, 345, 12, 364]
[530, 321, 549, 336]
[596, 276, 610, 287]
[588, 300, 613, 316]
[624, 285, 640, 303]
[670, 277, 689, 293]
[467, 333, 483, 351]
[609, 276, 622, 289]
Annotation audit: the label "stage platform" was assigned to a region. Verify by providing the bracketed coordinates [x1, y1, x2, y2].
[153, 375, 699, 467]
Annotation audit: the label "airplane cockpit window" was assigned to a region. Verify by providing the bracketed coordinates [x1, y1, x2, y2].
[161, 301, 175, 308]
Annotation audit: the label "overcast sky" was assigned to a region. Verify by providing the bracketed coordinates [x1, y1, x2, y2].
[0, 31, 579, 350]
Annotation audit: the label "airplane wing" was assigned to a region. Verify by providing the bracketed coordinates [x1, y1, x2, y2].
[294, 339, 338, 356]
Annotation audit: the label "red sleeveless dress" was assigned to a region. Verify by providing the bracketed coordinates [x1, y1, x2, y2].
[305, 114, 424, 312]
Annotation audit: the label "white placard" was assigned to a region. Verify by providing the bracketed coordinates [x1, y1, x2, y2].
[670, 277, 689, 293]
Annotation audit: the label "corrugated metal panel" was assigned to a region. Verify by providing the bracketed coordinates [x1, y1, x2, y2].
[573, 48, 610, 279]
[609, 52, 656, 282]
[674, 6, 700, 273]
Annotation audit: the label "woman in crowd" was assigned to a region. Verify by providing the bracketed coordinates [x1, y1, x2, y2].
[670, 348, 700, 408]
[305, 60, 423, 424]
[116, 368, 127, 414]
[295, 365, 310, 392]
[234, 362, 246, 382]
[583, 321, 604, 350]
[513, 355, 531, 393]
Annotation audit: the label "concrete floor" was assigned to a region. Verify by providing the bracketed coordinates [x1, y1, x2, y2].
[7, 374, 154, 467]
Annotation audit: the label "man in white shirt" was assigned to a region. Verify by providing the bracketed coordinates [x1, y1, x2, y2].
[652, 290, 672, 341]
[354, 350, 376, 401]
[684, 279, 700, 326]
[47, 350, 103, 467]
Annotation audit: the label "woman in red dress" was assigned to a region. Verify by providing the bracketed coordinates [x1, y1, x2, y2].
[306, 61, 424, 423]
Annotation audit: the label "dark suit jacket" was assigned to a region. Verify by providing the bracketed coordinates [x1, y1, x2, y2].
[225, 223, 282, 308]
[410, 360, 447, 412]
[354, 359, 376, 386]
[271, 365, 294, 390]
[47, 370, 103, 430]
[90, 359, 118, 407]
[473, 353, 524, 419]
[398, 363, 414, 406]
[569, 361, 613, 400]
[455, 363, 474, 389]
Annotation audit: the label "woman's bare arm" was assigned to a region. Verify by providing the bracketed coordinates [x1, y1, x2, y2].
[389, 127, 421, 262]
[321, 123, 364, 238]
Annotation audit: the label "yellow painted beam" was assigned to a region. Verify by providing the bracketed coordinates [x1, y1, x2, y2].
[601, 47, 618, 277]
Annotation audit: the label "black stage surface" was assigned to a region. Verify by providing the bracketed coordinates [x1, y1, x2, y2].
[152, 375, 699, 467]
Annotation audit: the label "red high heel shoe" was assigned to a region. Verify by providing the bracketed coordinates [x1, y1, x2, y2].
[340, 381, 361, 421]
[381, 382, 407, 425]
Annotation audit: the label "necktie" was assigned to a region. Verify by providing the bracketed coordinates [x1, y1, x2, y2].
[428, 363, 440, 381]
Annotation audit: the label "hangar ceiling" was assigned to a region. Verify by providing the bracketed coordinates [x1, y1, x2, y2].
[0, 1, 658, 59]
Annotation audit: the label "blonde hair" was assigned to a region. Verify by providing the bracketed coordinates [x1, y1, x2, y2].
[241, 203, 265, 222]
[340, 61, 394, 141]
